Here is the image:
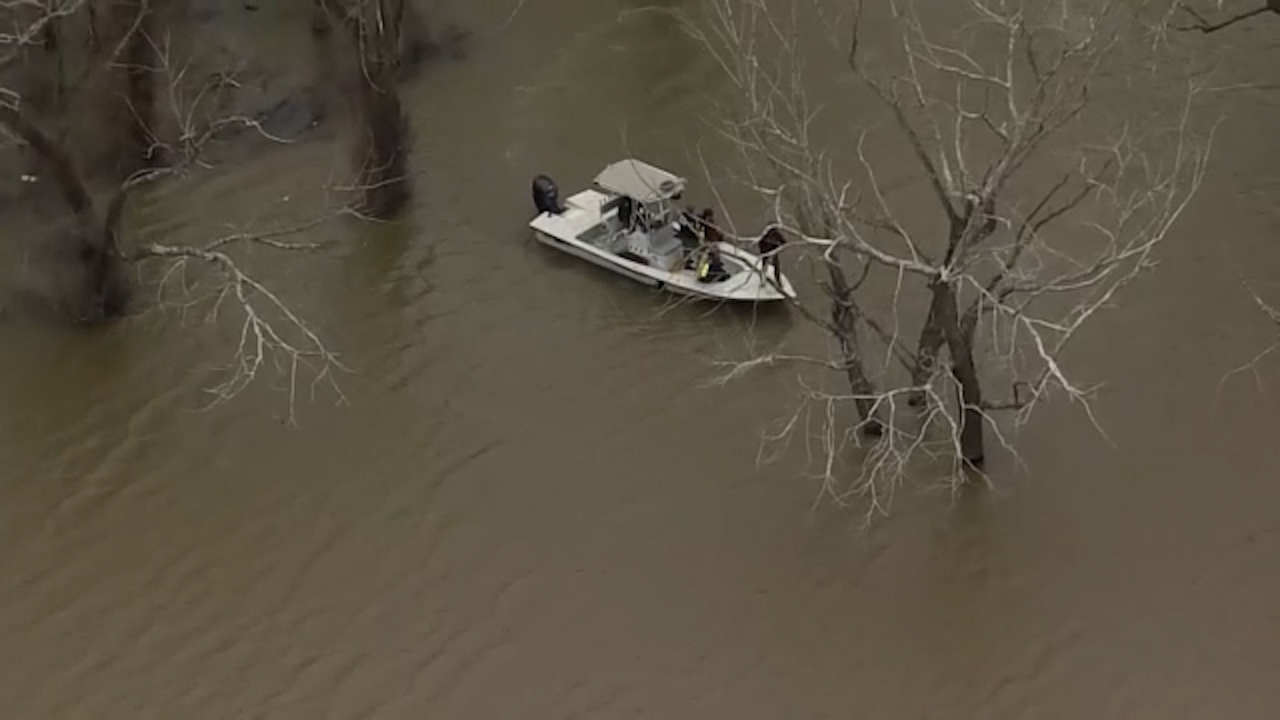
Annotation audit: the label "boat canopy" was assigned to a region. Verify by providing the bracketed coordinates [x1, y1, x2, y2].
[593, 159, 687, 205]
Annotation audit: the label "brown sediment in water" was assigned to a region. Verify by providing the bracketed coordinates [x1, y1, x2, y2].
[0, 1, 1278, 717]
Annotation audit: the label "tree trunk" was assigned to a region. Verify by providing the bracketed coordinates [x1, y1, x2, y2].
[100, 0, 157, 179]
[910, 215, 971, 408]
[348, 0, 412, 219]
[826, 262, 882, 435]
[397, 0, 434, 75]
[0, 105, 131, 320]
[307, 0, 335, 125]
[125, 1, 158, 171]
[121, 0, 158, 175]
[12, 9, 66, 180]
[35, 14, 65, 113]
[909, 303, 946, 407]
[355, 69, 411, 218]
[0, 106, 97, 235]
[928, 281, 985, 467]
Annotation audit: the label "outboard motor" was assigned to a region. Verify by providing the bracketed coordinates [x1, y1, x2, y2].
[532, 174, 564, 215]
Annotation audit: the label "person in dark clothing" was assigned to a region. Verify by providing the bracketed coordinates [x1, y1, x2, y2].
[616, 195, 636, 230]
[757, 226, 786, 285]
[700, 208, 725, 246]
[693, 208, 730, 282]
[675, 205, 701, 248]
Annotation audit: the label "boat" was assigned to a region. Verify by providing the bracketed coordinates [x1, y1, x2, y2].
[527, 158, 796, 303]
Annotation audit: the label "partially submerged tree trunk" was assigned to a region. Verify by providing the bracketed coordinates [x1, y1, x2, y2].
[0, 104, 131, 321]
[334, 0, 413, 219]
[911, 195, 997, 408]
[910, 302, 946, 405]
[354, 59, 411, 218]
[927, 281, 985, 467]
[824, 261, 883, 436]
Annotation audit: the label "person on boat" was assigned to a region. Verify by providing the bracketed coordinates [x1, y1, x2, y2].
[616, 195, 636, 231]
[757, 226, 786, 285]
[700, 208, 725, 245]
[675, 205, 702, 248]
[693, 208, 730, 283]
[696, 246, 729, 283]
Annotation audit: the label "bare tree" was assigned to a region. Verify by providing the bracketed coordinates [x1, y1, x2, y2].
[322, 0, 413, 220]
[1, 1, 348, 418]
[684, 0, 1216, 518]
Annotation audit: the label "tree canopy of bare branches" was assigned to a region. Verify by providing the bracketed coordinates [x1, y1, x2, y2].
[1, 0, 353, 419]
[684, 0, 1217, 519]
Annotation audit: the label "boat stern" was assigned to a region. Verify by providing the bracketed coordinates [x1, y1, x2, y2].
[720, 269, 796, 302]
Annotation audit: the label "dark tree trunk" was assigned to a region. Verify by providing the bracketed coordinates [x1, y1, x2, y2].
[307, 0, 335, 125]
[354, 67, 411, 218]
[122, 0, 158, 172]
[910, 200, 994, 409]
[396, 0, 434, 75]
[345, 0, 412, 219]
[909, 302, 946, 407]
[927, 281, 985, 467]
[0, 105, 131, 321]
[101, 0, 158, 179]
[0, 106, 96, 233]
[825, 262, 882, 435]
[37, 15, 65, 113]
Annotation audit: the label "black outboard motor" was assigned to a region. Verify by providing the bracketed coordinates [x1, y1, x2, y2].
[532, 174, 564, 215]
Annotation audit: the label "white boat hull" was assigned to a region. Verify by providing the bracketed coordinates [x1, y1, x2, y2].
[528, 185, 796, 304]
[532, 228, 664, 289]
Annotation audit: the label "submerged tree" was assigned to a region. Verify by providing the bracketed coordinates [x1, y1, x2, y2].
[686, 0, 1216, 518]
[322, 0, 414, 219]
[1, 1, 347, 418]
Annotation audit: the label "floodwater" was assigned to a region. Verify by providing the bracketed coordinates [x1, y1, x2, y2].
[2, 1, 1279, 717]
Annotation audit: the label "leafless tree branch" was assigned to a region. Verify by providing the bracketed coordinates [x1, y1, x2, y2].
[1, 1, 354, 419]
[132, 216, 350, 425]
[1172, 0, 1279, 33]
[685, 0, 1215, 517]
[1219, 279, 1280, 396]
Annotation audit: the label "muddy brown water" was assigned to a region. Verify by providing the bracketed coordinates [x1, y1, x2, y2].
[2, 2, 1279, 717]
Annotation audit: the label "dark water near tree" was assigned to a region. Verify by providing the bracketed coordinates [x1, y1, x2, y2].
[1, 1, 1278, 716]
